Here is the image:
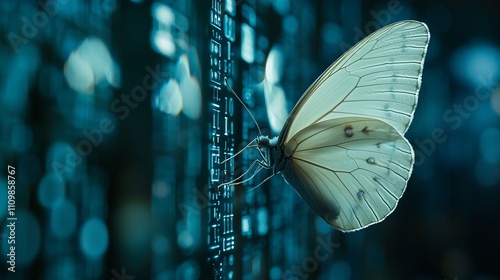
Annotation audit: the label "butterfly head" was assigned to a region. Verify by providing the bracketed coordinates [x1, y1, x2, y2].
[256, 135, 278, 149]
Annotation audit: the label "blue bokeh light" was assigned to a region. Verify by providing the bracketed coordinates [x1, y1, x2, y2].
[80, 218, 109, 259]
[51, 199, 77, 238]
[38, 173, 65, 208]
[451, 42, 500, 88]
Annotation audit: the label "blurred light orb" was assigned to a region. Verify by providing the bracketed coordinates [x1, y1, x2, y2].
[176, 260, 200, 280]
[38, 173, 65, 208]
[64, 51, 94, 93]
[179, 75, 201, 119]
[153, 3, 175, 25]
[51, 199, 77, 238]
[283, 15, 298, 34]
[151, 3, 176, 57]
[451, 42, 500, 87]
[273, 0, 290, 15]
[242, 215, 251, 235]
[177, 55, 202, 119]
[257, 207, 268, 235]
[80, 218, 109, 258]
[152, 180, 170, 198]
[156, 79, 182, 116]
[265, 45, 285, 85]
[264, 82, 287, 134]
[177, 230, 194, 249]
[241, 23, 255, 64]
[322, 22, 343, 45]
[152, 31, 176, 57]
[78, 38, 114, 85]
[154, 54, 202, 119]
[64, 37, 118, 93]
[46, 141, 78, 181]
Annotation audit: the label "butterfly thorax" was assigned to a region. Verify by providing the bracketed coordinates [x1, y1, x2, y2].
[257, 136, 289, 174]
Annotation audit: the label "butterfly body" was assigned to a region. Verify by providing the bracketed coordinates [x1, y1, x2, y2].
[256, 135, 287, 174]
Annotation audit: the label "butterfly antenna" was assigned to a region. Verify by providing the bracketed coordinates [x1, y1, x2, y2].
[224, 77, 262, 136]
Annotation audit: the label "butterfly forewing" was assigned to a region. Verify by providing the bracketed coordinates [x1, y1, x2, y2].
[279, 20, 430, 145]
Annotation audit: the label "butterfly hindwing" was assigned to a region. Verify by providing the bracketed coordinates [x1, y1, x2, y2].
[282, 117, 413, 232]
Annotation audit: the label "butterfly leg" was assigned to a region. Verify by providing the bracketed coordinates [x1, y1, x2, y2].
[217, 158, 267, 189]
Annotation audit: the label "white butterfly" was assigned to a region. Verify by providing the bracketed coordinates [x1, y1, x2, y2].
[224, 20, 430, 232]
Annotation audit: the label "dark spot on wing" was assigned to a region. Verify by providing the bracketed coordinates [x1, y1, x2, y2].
[357, 190, 365, 201]
[344, 124, 354, 138]
[362, 126, 370, 135]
